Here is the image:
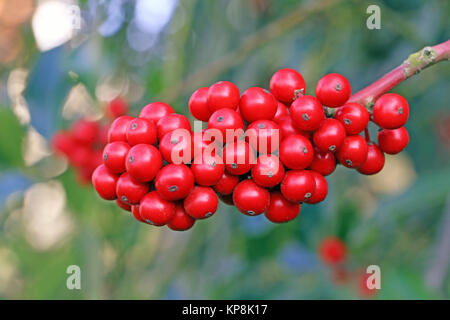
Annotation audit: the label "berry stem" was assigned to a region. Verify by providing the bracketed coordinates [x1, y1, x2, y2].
[349, 39, 450, 108]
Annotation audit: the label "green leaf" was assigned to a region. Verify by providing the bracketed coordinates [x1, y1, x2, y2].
[0, 108, 25, 169]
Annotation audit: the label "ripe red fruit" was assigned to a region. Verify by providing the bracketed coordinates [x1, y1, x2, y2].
[155, 164, 194, 201]
[251, 154, 285, 187]
[290, 95, 325, 131]
[156, 114, 191, 141]
[52, 131, 75, 156]
[218, 194, 234, 206]
[277, 115, 311, 140]
[125, 144, 163, 182]
[313, 118, 347, 152]
[92, 164, 119, 200]
[126, 117, 157, 146]
[192, 130, 220, 156]
[233, 180, 270, 216]
[116, 199, 131, 212]
[108, 116, 134, 143]
[377, 126, 409, 154]
[139, 191, 176, 226]
[115, 172, 149, 205]
[318, 237, 347, 265]
[273, 101, 289, 123]
[102, 141, 130, 174]
[269, 68, 306, 103]
[106, 97, 128, 119]
[308, 149, 336, 176]
[139, 102, 174, 123]
[207, 81, 240, 112]
[372, 93, 409, 129]
[131, 205, 146, 223]
[336, 135, 368, 168]
[213, 172, 240, 195]
[72, 119, 99, 145]
[279, 134, 314, 170]
[184, 186, 218, 219]
[245, 120, 281, 154]
[281, 170, 316, 202]
[358, 143, 385, 175]
[189, 87, 212, 122]
[239, 87, 277, 123]
[315, 73, 351, 108]
[159, 131, 193, 164]
[265, 191, 300, 223]
[306, 171, 328, 204]
[335, 102, 369, 135]
[222, 140, 256, 175]
[208, 108, 244, 140]
[168, 204, 196, 231]
[191, 153, 224, 186]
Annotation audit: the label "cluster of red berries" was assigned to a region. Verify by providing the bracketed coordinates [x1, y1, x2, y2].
[52, 98, 128, 184]
[91, 68, 410, 231]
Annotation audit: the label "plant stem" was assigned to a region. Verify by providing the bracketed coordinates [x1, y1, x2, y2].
[349, 40, 450, 108]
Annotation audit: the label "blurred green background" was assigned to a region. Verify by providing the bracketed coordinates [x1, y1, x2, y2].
[0, 0, 449, 299]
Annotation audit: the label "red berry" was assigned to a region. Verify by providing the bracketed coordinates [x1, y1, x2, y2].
[246, 120, 281, 154]
[336, 135, 368, 168]
[213, 172, 240, 195]
[313, 118, 347, 152]
[273, 101, 289, 123]
[131, 205, 146, 223]
[208, 108, 244, 141]
[308, 149, 336, 176]
[139, 191, 175, 226]
[377, 126, 409, 154]
[290, 95, 325, 131]
[69, 144, 92, 167]
[239, 87, 277, 123]
[281, 170, 316, 202]
[372, 93, 409, 129]
[207, 81, 240, 112]
[189, 87, 212, 121]
[335, 102, 369, 135]
[116, 199, 131, 212]
[71, 119, 99, 145]
[108, 116, 134, 143]
[233, 180, 270, 216]
[156, 114, 191, 141]
[155, 164, 194, 201]
[279, 134, 314, 170]
[191, 153, 224, 186]
[184, 186, 218, 219]
[106, 97, 128, 119]
[52, 131, 75, 156]
[218, 193, 234, 206]
[358, 143, 385, 175]
[222, 140, 256, 175]
[102, 141, 130, 174]
[126, 117, 157, 146]
[306, 171, 328, 204]
[192, 130, 220, 157]
[168, 204, 196, 231]
[318, 237, 347, 265]
[277, 115, 310, 140]
[125, 144, 163, 182]
[92, 164, 119, 200]
[265, 191, 300, 223]
[139, 102, 174, 123]
[251, 154, 285, 187]
[315, 73, 351, 108]
[269, 68, 306, 103]
[116, 172, 149, 205]
[159, 131, 193, 164]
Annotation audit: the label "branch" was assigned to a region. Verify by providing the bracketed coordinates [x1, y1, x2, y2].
[349, 39, 450, 108]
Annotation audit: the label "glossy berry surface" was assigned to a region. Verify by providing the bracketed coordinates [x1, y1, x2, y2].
[168, 204, 195, 231]
[315, 73, 351, 108]
[308, 149, 336, 176]
[102, 141, 130, 174]
[126, 144, 163, 182]
[191, 154, 224, 186]
[357, 143, 385, 175]
[126, 117, 157, 146]
[139, 191, 175, 226]
[115, 172, 149, 205]
[233, 180, 270, 216]
[92, 164, 119, 200]
[281, 170, 316, 203]
[251, 154, 285, 188]
[246, 120, 281, 154]
[189, 87, 212, 122]
[313, 118, 347, 152]
[139, 102, 174, 123]
[155, 164, 195, 201]
[208, 108, 244, 140]
[306, 171, 328, 204]
[184, 186, 218, 219]
[279, 134, 314, 170]
[207, 81, 240, 112]
[265, 191, 300, 223]
[290, 95, 325, 131]
[108, 116, 134, 143]
[378, 126, 409, 154]
[335, 102, 369, 135]
[156, 114, 192, 141]
[269, 68, 306, 103]
[222, 141, 256, 175]
[336, 135, 368, 168]
[239, 87, 278, 123]
[373, 93, 409, 129]
[159, 131, 193, 164]
[213, 172, 240, 195]
[273, 101, 289, 123]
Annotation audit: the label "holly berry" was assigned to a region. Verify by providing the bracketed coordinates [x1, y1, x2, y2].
[189, 87, 212, 122]
[125, 144, 163, 182]
[318, 237, 347, 265]
[155, 164, 195, 201]
[305, 171, 328, 204]
[372, 93, 409, 129]
[246, 120, 281, 154]
[102, 141, 130, 174]
[139, 191, 175, 226]
[208, 108, 244, 140]
[192, 130, 220, 157]
[279, 134, 314, 170]
[277, 115, 311, 140]
[336, 135, 368, 168]
[222, 140, 256, 175]
[313, 118, 346, 152]
[308, 149, 336, 176]
[116, 199, 132, 212]
[233, 180, 270, 216]
[377, 126, 409, 154]
[126, 117, 157, 146]
[290, 95, 325, 131]
[273, 101, 289, 123]
[92, 164, 119, 200]
[213, 172, 240, 195]
[335, 102, 369, 135]
[159, 131, 193, 164]
[251, 154, 285, 188]
[207, 81, 240, 112]
[168, 204, 196, 231]
[139, 102, 174, 123]
[106, 97, 128, 119]
[315, 73, 351, 108]
[131, 205, 146, 223]
[191, 153, 224, 186]
[52, 131, 75, 156]
[281, 170, 316, 202]
[108, 116, 134, 143]
[184, 186, 218, 219]
[265, 191, 300, 223]
[72, 119, 99, 145]
[269, 68, 306, 103]
[156, 114, 191, 141]
[115, 172, 149, 205]
[357, 143, 385, 175]
[239, 87, 277, 123]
